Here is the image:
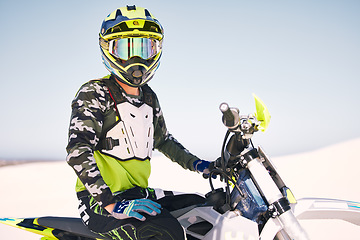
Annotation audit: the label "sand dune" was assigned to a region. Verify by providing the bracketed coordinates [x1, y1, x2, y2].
[0, 138, 359, 239]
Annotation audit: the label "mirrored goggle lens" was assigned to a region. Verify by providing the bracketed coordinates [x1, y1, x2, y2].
[109, 38, 160, 60]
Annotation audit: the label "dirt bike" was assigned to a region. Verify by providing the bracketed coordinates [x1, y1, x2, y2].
[1, 94, 360, 239]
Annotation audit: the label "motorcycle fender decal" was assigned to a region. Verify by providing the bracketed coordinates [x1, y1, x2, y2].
[348, 201, 360, 209]
[0, 218, 59, 239]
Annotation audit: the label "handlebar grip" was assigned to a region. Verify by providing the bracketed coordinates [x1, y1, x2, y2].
[219, 103, 239, 129]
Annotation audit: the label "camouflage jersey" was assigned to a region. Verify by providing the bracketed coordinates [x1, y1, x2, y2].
[66, 75, 199, 207]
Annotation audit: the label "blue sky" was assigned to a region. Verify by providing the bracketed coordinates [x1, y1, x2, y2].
[0, 0, 359, 160]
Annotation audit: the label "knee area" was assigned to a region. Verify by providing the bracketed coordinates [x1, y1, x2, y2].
[138, 210, 185, 240]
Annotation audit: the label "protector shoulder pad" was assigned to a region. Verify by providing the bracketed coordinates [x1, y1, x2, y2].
[141, 84, 157, 108]
[99, 76, 127, 104]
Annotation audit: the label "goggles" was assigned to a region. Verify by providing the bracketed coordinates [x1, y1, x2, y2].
[109, 38, 161, 61]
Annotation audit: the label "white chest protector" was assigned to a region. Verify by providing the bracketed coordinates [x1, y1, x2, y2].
[101, 102, 154, 161]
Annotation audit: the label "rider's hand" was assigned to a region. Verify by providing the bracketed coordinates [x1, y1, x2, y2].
[111, 199, 162, 221]
[194, 160, 210, 173]
[193, 160, 215, 178]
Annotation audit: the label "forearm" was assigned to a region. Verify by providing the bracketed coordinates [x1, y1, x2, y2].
[156, 133, 199, 171]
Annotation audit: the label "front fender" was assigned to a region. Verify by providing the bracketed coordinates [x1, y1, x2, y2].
[293, 198, 360, 226]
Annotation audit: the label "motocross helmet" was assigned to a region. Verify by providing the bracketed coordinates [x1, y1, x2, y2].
[99, 5, 164, 87]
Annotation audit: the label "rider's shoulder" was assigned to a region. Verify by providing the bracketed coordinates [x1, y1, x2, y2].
[86, 75, 111, 88]
[75, 75, 111, 99]
[83, 75, 112, 89]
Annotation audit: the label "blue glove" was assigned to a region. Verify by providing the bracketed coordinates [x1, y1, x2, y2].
[194, 160, 217, 179]
[193, 160, 211, 174]
[112, 199, 162, 221]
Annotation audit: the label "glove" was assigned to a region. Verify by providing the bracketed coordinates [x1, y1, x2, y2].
[193, 160, 211, 174]
[111, 199, 162, 221]
[193, 159, 216, 179]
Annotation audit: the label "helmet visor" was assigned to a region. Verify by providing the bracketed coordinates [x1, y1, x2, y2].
[109, 38, 161, 61]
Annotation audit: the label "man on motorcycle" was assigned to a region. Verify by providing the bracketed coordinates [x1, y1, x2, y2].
[66, 5, 211, 240]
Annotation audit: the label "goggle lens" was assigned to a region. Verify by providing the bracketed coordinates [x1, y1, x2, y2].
[109, 38, 160, 60]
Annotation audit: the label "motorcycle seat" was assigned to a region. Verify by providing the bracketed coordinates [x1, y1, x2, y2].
[37, 216, 105, 239]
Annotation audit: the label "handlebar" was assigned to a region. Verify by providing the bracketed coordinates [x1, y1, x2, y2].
[219, 103, 240, 130]
[219, 103, 259, 139]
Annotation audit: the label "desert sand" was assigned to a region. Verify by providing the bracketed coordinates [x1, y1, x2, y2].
[0, 138, 359, 239]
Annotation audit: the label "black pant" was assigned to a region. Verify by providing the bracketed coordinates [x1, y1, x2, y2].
[77, 188, 205, 240]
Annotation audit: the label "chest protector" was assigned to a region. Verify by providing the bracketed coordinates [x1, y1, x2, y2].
[97, 78, 156, 161]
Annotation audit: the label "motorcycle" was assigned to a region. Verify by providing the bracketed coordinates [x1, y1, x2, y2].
[1, 94, 360, 239]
